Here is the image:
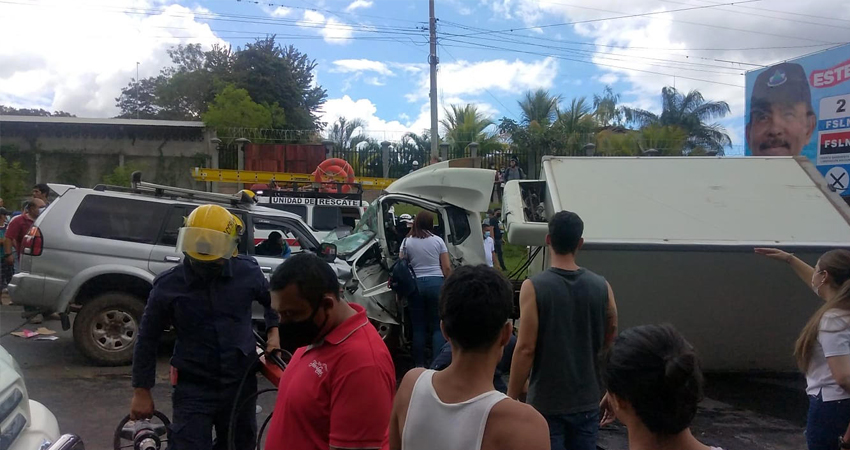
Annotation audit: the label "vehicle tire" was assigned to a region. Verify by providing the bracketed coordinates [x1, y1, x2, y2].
[73, 292, 145, 366]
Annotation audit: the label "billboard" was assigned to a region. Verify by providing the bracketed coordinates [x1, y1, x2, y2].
[745, 44, 850, 197]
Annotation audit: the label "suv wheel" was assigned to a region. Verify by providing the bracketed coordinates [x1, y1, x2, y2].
[73, 292, 145, 366]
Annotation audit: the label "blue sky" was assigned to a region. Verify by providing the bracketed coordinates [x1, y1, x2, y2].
[2, 0, 849, 155]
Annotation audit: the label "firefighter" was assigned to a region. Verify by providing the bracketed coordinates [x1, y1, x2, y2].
[130, 204, 280, 450]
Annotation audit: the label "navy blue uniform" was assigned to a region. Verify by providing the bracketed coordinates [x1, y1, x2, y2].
[132, 255, 279, 450]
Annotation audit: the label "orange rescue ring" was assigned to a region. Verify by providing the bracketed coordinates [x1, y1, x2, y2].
[313, 158, 355, 193]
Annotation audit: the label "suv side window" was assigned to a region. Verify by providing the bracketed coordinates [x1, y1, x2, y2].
[158, 206, 192, 247]
[70, 195, 168, 244]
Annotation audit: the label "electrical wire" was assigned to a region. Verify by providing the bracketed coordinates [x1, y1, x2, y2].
[438, 40, 745, 88]
[655, 0, 850, 31]
[437, 43, 520, 120]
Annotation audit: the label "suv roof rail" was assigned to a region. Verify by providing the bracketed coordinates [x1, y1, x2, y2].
[93, 172, 255, 207]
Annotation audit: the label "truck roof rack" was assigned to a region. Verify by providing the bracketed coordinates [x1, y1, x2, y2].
[93, 172, 255, 207]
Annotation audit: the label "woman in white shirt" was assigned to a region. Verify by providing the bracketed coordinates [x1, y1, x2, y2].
[400, 211, 452, 367]
[756, 248, 850, 450]
[599, 324, 723, 450]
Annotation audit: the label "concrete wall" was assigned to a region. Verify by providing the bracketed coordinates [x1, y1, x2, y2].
[0, 129, 216, 190]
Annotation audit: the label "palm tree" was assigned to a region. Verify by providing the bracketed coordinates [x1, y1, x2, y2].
[621, 87, 731, 154]
[327, 116, 366, 150]
[519, 89, 560, 128]
[440, 104, 497, 158]
[593, 86, 622, 127]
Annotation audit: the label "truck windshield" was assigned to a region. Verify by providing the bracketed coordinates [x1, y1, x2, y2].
[326, 201, 380, 257]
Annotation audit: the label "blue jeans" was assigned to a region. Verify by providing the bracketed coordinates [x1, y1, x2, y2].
[807, 391, 850, 450]
[544, 409, 599, 450]
[410, 276, 445, 367]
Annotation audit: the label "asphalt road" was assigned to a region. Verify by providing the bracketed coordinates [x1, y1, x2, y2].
[1, 304, 808, 450]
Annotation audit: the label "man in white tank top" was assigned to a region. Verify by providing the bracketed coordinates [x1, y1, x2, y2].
[389, 265, 549, 450]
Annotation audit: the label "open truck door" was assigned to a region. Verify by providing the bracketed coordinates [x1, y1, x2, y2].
[336, 162, 496, 347]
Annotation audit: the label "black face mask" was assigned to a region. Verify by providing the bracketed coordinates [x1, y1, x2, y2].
[188, 258, 224, 281]
[279, 304, 328, 349]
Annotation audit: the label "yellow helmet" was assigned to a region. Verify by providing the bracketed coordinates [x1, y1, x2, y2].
[177, 204, 241, 262]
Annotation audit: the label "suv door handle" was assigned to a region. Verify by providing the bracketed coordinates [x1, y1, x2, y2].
[261, 267, 272, 273]
[164, 256, 181, 263]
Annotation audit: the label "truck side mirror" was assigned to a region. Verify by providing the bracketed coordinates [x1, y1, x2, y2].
[319, 243, 338, 262]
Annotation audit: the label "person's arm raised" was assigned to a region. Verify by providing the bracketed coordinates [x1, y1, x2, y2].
[754, 248, 815, 287]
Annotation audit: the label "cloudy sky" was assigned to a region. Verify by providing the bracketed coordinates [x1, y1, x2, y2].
[1, 0, 849, 154]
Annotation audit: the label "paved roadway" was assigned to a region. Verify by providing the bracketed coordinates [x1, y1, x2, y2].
[1, 304, 807, 450]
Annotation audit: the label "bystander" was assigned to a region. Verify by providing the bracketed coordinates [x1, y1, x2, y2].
[0, 208, 12, 294]
[6, 198, 45, 323]
[391, 265, 549, 450]
[508, 211, 618, 450]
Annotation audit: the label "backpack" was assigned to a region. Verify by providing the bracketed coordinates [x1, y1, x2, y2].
[388, 239, 418, 297]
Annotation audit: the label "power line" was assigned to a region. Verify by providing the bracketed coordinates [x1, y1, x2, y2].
[438, 43, 520, 120]
[226, 0, 427, 25]
[439, 40, 744, 88]
[454, 0, 760, 35]
[654, 0, 850, 31]
[446, 1, 834, 45]
[439, 20, 843, 52]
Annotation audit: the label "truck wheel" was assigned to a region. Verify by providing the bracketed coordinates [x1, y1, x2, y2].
[73, 292, 145, 366]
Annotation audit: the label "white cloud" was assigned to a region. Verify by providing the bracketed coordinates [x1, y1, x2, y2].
[597, 73, 619, 85]
[365, 77, 385, 86]
[297, 10, 354, 45]
[321, 95, 430, 141]
[269, 6, 291, 17]
[459, 7, 473, 16]
[0, 0, 225, 116]
[406, 57, 558, 102]
[345, 0, 373, 12]
[331, 59, 395, 76]
[481, 0, 850, 145]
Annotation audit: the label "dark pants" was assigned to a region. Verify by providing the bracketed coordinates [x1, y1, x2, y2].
[169, 375, 257, 450]
[807, 392, 850, 450]
[494, 241, 506, 271]
[544, 409, 600, 450]
[410, 276, 445, 368]
[0, 258, 12, 289]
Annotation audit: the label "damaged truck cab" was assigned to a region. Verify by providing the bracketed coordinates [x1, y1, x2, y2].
[332, 161, 494, 349]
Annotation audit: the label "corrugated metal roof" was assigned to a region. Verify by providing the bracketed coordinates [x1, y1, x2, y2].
[541, 156, 850, 245]
[0, 115, 205, 128]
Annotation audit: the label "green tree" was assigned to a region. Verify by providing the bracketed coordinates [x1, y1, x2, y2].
[519, 89, 560, 127]
[327, 117, 367, 150]
[0, 105, 74, 117]
[202, 85, 274, 137]
[639, 125, 689, 156]
[621, 87, 731, 154]
[102, 164, 142, 187]
[0, 156, 29, 205]
[593, 86, 622, 127]
[440, 104, 497, 158]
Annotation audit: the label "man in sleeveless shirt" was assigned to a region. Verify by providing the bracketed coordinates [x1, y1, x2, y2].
[390, 265, 549, 450]
[508, 211, 619, 450]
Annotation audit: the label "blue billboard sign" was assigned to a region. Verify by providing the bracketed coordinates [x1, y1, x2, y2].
[745, 44, 850, 196]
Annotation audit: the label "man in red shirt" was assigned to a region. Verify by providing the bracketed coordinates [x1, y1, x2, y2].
[265, 253, 395, 450]
[6, 198, 44, 262]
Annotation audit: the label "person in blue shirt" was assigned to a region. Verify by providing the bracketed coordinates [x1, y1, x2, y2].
[129, 204, 281, 450]
[256, 231, 291, 258]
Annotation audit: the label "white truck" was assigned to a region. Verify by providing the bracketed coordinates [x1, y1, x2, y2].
[0, 345, 81, 450]
[335, 156, 850, 372]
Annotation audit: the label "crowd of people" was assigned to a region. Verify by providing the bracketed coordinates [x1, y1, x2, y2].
[0, 184, 49, 322]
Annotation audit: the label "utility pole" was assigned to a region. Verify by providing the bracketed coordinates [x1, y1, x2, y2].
[428, 0, 439, 160]
[136, 62, 140, 119]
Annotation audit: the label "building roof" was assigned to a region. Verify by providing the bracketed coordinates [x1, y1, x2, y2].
[0, 115, 205, 128]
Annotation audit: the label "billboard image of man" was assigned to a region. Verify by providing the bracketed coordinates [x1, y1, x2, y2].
[746, 62, 817, 156]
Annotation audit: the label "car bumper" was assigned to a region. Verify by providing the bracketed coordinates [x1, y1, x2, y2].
[7, 273, 46, 309]
[8, 400, 61, 450]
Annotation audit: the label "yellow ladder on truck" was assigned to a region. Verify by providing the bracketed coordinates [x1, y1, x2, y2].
[190, 167, 396, 190]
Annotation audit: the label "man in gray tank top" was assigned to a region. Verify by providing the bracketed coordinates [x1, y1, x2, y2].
[508, 211, 619, 450]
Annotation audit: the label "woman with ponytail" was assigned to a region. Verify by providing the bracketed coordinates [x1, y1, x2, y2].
[756, 248, 850, 450]
[599, 324, 721, 450]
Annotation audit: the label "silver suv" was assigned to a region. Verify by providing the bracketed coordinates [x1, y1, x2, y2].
[8, 176, 342, 366]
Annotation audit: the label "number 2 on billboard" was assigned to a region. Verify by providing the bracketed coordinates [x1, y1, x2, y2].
[838, 99, 847, 114]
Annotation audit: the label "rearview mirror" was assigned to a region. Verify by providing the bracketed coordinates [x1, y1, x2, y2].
[319, 243, 337, 262]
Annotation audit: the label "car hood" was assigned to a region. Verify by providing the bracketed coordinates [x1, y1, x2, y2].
[385, 162, 496, 212]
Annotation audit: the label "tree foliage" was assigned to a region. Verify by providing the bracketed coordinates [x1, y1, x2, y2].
[621, 87, 731, 154]
[115, 38, 326, 130]
[519, 89, 560, 127]
[440, 104, 499, 157]
[0, 105, 75, 117]
[0, 156, 30, 205]
[102, 164, 142, 187]
[202, 85, 275, 135]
